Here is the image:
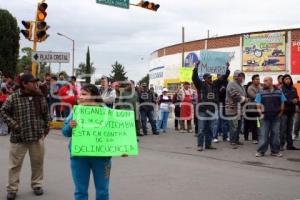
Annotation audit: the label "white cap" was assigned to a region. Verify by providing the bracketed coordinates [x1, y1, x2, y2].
[162, 88, 168, 92]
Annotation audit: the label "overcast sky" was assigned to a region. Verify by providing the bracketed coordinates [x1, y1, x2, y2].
[0, 0, 299, 81]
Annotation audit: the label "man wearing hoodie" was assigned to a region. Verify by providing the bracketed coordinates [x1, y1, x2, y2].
[225, 70, 248, 149]
[280, 74, 300, 150]
[192, 63, 219, 151]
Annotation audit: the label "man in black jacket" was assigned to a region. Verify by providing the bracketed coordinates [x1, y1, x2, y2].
[192, 62, 219, 151]
[212, 64, 230, 142]
[138, 83, 159, 135]
[280, 74, 300, 150]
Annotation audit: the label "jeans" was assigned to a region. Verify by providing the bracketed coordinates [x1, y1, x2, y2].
[228, 118, 242, 144]
[197, 112, 215, 147]
[0, 118, 8, 135]
[63, 105, 71, 118]
[280, 114, 295, 148]
[71, 157, 111, 200]
[293, 112, 300, 137]
[140, 109, 157, 134]
[156, 109, 169, 132]
[174, 105, 180, 129]
[244, 118, 258, 141]
[212, 110, 229, 140]
[257, 117, 280, 154]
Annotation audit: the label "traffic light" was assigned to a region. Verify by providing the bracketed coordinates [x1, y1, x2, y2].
[36, 21, 49, 42]
[21, 21, 33, 40]
[37, 3, 48, 21]
[137, 0, 160, 11]
[35, 2, 49, 42]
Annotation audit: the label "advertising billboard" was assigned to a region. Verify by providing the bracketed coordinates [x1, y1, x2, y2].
[242, 32, 286, 72]
[291, 41, 300, 75]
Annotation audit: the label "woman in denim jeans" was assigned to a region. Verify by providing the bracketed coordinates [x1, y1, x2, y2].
[62, 84, 112, 200]
[156, 88, 172, 133]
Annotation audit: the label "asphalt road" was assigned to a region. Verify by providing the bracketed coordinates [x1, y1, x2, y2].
[0, 128, 300, 200]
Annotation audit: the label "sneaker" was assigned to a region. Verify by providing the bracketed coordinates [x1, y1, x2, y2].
[153, 132, 160, 135]
[175, 127, 179, 131]
[271, 153, 283, 157]
[252, 140, 258, 144]
[197, 147, 203, 151]
[179, 130, 185, 133]
[286, 146, 300, 150]
[187, 129, 193, 133]
[7, 192, 16, 200]
[137, 133, 144, 137]
[213, 139, 219, 143]
[280, 146, 284, 151]
[255, 152, 264, 157]
[33, 187, 44, 196]
[163, 130, 167, 133]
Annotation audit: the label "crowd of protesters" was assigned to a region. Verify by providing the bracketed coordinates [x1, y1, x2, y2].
[0, 64, 300, 200]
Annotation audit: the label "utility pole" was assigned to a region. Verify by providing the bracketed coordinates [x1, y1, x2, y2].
[182, 26, 185, 67]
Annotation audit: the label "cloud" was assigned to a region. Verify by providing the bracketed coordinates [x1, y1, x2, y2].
[0, 0, 299, 81]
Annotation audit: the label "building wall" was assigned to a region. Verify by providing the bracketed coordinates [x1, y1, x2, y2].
[150, 29, 300, 91]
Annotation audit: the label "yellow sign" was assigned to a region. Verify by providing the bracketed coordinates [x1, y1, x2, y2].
[179, 67, 193, 82]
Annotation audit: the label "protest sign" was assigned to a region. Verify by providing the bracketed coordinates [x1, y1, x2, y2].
[179, 67, 193, 82]
[71, 105, 139, 157]
[199, 50, 230, 75]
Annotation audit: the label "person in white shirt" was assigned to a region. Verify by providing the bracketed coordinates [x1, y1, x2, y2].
[156, 88, 172, 133]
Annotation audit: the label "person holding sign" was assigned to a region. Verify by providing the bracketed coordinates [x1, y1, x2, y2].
[62, 84, 112, 200]
[192, 62, 219, 151]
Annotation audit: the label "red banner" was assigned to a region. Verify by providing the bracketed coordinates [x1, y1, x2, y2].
[291, 41, 300, 75]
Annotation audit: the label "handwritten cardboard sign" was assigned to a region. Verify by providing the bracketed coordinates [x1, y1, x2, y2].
[199, 50, 230, 75]
[71, 105, 138, 157]
[179, 67, 193, 82]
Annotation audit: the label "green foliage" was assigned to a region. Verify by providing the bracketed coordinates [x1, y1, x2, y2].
[95, 78, 101, 85]
[76, 46, 95, 83]
[109, 61, 128, 82]
[57, 71, 69, 80]
[0, 9, 20, 77]
[16, 47, 32, 74]
[138, 74, 149, 86]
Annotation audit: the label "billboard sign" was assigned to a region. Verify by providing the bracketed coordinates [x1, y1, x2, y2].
[291, 41, 300, 75]
[242, 32, 286, 72]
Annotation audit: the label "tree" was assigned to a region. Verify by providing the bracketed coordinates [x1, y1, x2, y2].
[85, 47, 92, 83]
[16, 47, 49, 78]
[138, 74, 149, 86]
[56, 71, 69, 80]
[109, 61, 127, 82]
[94, 79, 101, 85]
[16, 47, 32, 74]
[75, 47, 95, 83]
[38, 63, 51, 80]
[0, 9, 20, 77]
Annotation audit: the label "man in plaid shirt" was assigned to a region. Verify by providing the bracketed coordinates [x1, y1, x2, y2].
[0, 74, 50, 200]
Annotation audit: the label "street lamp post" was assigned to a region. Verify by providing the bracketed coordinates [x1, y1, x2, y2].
[57, 32, 75, 76]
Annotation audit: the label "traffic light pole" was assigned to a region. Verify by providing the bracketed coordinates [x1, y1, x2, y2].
[31, 0, 46, 77]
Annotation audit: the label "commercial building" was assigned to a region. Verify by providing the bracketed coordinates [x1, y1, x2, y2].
[149, 28, 300, 94]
